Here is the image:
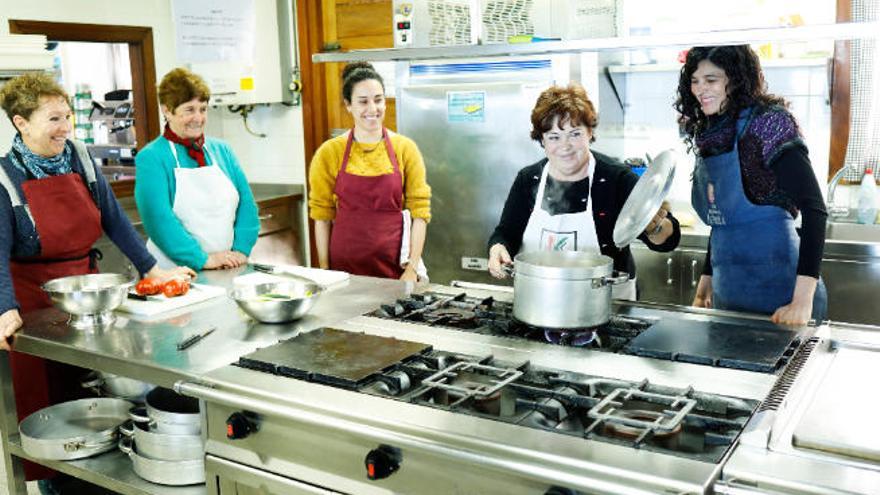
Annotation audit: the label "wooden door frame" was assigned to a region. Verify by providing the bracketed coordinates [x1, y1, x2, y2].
[828, 0, 851, 182]
[9, 20, 159, 197]
[296, 0, 329, 266]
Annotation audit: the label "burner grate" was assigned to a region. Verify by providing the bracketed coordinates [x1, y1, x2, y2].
[586, 387, 697, 443]
[421, 361, 523, 403]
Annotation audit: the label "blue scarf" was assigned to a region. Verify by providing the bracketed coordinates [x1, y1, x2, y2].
[9, 133, 73, 179]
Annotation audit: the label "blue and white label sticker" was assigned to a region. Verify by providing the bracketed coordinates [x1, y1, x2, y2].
[447, 91, 485, 123]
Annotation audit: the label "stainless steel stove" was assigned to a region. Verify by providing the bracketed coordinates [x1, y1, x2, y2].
[370, 290, 805, 373]
[235, 328, 757, 466]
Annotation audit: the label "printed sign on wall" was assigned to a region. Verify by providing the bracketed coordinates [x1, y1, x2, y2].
[173, 0, 256, 63]
[447, 91, 485, 123]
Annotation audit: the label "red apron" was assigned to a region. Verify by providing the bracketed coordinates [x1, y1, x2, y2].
[329, 128, 404, 278]
[8, 173, 102, 480]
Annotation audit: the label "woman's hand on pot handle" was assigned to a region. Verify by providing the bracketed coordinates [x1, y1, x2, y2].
[488, 243, 512, 279]
[692, 274, 713, 308]
[0, 309, 23, 351]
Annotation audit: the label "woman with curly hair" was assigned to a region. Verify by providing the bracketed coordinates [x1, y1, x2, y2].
[675, 45, 827, 325]
[488, 83, 681, 303]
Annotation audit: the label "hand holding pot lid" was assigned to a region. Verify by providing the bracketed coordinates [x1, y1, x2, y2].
[613, 149, 678, 248]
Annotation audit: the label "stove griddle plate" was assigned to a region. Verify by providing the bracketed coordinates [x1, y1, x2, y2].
[238, 328, 432, 388]
[623, 318, 801, 372]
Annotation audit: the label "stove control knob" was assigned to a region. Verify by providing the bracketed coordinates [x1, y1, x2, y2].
[365, 445, 402, 480]
[226, 412, 257, 439]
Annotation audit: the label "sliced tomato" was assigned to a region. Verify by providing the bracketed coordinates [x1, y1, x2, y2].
[162, 278, 190, 298]
[135, 278, 163, 296]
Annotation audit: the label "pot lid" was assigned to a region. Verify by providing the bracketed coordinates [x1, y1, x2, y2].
[613, 149, 677, 248]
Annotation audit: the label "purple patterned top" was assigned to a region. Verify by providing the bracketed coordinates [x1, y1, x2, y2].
[696, 105, 806, 217]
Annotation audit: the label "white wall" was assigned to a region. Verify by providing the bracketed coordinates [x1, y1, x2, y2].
[0, 0, 306, 184]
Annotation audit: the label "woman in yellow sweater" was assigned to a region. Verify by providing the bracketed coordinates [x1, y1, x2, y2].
[309, 62, 431, 281]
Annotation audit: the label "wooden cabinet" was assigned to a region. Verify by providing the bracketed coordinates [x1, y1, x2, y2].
[94, 194, 304, 274]
[250, 195, 304, 266]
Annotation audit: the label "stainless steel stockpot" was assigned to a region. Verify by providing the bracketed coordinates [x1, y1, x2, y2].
[119, 420, 204, 461]
[512, 251, 629, 328]
[129, 387, 201, 435]
[119, 438, 205, 485]
[81, 371, 153, 402]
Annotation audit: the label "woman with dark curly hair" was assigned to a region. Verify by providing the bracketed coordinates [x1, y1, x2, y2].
[488, 83, 681, 302]
[674, 45, 827, 325]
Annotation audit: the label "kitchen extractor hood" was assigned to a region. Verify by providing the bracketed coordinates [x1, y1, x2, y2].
[0, 34, 54, 79]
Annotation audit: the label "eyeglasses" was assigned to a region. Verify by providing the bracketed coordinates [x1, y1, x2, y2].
[543, 129, 588, 144]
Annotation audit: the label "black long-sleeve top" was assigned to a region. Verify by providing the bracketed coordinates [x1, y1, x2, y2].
[488, 152, 681, 278]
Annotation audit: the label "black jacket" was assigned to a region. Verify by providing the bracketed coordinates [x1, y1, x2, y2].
[487, 151, 681, 277]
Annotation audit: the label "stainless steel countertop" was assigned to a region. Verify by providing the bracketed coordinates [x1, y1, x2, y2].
[12, 268, 409, 389]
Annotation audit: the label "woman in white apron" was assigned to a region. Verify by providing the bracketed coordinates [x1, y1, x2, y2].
[488, 83, 681, 301]
[135, 68, 260, 270]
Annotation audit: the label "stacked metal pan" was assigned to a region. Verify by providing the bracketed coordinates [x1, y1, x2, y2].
[119, 387, 205, 485]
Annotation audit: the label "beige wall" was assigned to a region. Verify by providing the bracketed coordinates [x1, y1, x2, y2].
[0, 0, 306, 184]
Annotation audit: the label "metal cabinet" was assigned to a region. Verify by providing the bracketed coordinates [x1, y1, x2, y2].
[208, 455, 345, 494]
[630, 246, 706, 306]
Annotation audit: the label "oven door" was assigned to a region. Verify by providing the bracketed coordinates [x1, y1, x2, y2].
[207, 455, 347, 495]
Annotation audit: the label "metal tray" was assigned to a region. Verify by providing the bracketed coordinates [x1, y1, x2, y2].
[20, 398, 133, 460]
[613, 149, 677, 248]
[237, 327, 432, 388]
[623, 318, 802, 373]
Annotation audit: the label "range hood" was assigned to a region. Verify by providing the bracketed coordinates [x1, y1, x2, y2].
[0, 34, 53, 79]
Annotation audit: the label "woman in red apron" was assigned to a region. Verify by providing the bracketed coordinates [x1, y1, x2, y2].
[308, 62, 431, 281]
[0, 74, 194, 492]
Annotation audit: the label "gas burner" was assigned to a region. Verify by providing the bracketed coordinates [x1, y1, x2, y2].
[543, 329, 600, 347]
[586, 387, 697, 444]
[370, 291, 654, 352]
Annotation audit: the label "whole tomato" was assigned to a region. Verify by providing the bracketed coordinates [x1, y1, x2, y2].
[162, 278, 190, 298]
[135, 278, 163, 296]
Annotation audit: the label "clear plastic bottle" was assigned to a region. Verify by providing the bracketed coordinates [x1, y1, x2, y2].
[857, 168, 878, 224]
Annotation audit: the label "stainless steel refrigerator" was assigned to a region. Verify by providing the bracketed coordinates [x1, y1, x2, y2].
[396, 57, 566, 284]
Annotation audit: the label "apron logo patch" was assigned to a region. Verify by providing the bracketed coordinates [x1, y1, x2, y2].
[540, 229, 577, 251]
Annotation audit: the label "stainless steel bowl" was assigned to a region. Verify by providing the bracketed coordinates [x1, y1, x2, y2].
[230, 280, 323, 323]
[41, 273, 134, 329]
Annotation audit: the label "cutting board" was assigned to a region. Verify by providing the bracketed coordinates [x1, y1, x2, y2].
[793, 346, 880, 462]
[117, 283, 226, 317]
[623, 318, 801, 373]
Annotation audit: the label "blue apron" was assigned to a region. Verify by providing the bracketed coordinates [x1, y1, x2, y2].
[691, 108, 827, 320]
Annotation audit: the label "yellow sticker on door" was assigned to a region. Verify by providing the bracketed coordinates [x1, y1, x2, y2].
[240, 78, 254, 91]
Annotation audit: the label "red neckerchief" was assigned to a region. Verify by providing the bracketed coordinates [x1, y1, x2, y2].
[163, 124, 206, 167]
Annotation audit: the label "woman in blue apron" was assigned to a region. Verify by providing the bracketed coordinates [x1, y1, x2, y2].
[488, 83, 681, 301]
[674, 45, 827, 325]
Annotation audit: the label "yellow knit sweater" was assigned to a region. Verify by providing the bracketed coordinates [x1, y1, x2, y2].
[308, 132, 432, 222]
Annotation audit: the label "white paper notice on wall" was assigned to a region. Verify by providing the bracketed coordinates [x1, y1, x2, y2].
[172, 0, 256, 64]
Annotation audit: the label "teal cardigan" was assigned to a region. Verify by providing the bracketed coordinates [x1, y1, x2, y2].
[134, 136, 259, 269]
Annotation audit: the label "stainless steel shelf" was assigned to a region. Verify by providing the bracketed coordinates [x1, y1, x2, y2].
[6, 434, 205, 495]
[312, 22, 880, 63]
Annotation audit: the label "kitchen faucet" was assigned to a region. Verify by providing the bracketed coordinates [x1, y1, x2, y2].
[827, 165, 853, 219]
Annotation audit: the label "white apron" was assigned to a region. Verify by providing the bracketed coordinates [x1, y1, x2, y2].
[146, 141, 240, 268]
[520, 159, 636, 300]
